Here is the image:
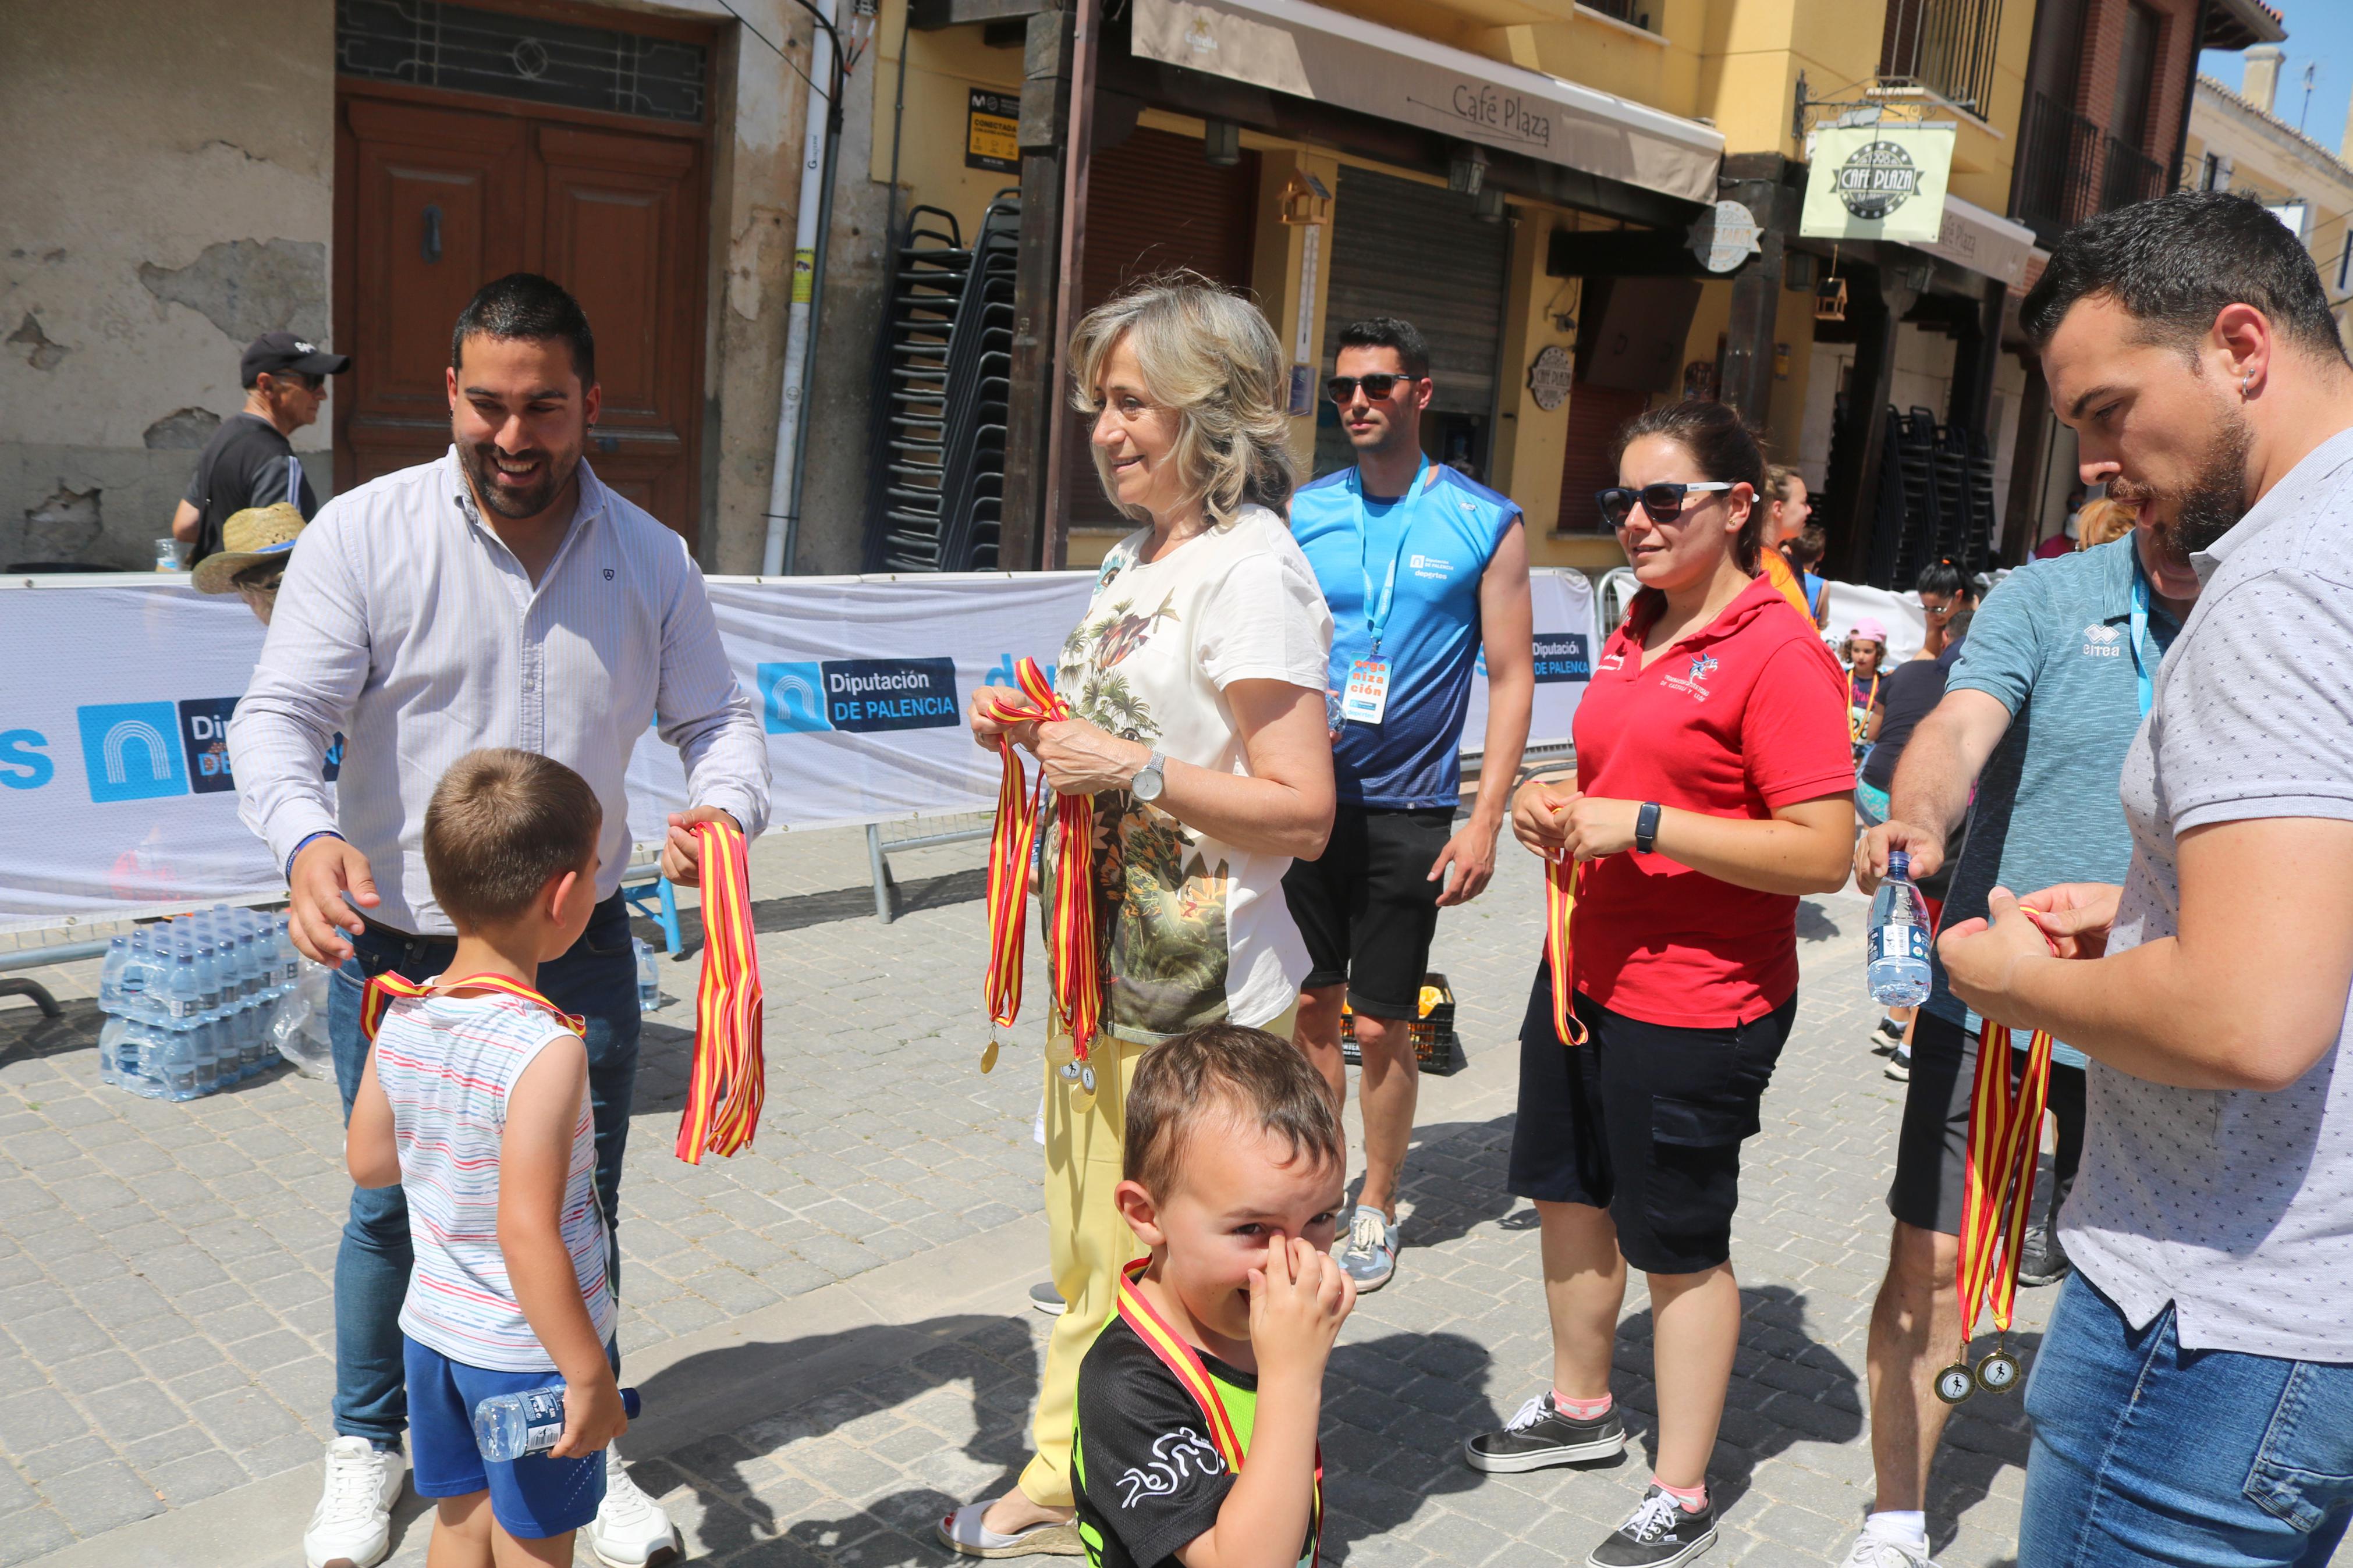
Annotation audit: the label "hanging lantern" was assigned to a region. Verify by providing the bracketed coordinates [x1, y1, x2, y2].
[1816, 274, 1850, 322]
[1279, 170, 1332, 226]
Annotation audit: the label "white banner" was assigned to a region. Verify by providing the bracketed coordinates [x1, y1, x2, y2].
[0, 569, 1597, 931]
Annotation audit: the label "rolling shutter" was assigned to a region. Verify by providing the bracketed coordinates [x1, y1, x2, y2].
[1067, 127, 1261, 529]
[1554, 383, 1648, 534]
[1320, 165, 1510, 417]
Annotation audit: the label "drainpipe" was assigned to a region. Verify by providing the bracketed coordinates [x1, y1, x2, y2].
[762, 0, 839, 577]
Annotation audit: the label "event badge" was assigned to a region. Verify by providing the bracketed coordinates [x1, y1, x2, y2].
[1341, 657, 1391, 725]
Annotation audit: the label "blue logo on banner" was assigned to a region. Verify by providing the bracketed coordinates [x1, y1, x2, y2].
[1533, 632, 1592, 684]
[758, 663, 832, 734]
[760, 658, 963, 736]
[77, 702, 188, 802]
[0, 729, 53, 791]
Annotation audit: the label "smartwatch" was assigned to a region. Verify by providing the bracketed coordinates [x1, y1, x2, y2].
[1131, 750, 1167, 803]
[1634, 801, 1662, 855]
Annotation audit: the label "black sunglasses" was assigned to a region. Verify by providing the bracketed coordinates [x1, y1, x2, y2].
[1326, 373, 1418, 403]
[1595, 481, 1733, 527]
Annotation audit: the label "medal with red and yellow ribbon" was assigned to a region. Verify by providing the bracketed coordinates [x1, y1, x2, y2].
[360, 972, 584, 1042]
[1937, 1018, 2055, 1403]
[674, 820, 766, 1164]
[1542, 849, 1589, 1047]
[980, 657, 1103, 1089]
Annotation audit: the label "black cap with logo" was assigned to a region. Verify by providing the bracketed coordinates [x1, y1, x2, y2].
[241, 331, 352, 386]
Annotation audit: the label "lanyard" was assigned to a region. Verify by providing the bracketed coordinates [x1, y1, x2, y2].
[360, 972, 583, 1042]
[1355, 457, 1429, 658]
[1116, 1259, 1323, 1560]
[1851, 671, 1879, 710]
[2127, 557, 2155, 717]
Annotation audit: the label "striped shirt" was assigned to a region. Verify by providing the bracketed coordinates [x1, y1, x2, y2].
[226, 447, 771, 936]
[377, 988, 614, 1372]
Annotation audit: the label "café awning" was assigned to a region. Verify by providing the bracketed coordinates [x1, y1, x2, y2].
[1910, 194, 2038, 288]
[1129, 0, 1723, 207]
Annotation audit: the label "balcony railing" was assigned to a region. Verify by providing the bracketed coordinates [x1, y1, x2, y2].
[2013, 88, 2167, 246]
[1879, 0, 2003, 118]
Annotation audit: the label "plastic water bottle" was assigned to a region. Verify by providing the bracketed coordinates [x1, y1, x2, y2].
[634, 938, 659, 1014]
[275, 918, 301, 994]
[99, 937, 129, 1014]
[473, 1385, 643, 1462]
[98, 1016, 126, 1087]
[118, 1018, 161, 1096]
[1868, 850, 1935, 1007]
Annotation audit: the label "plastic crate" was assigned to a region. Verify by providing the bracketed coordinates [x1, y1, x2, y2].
[1339, 971, 1464, 1076]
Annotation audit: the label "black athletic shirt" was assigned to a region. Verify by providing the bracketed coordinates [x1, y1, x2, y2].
[1071, 1316, 1314, 1568]
[183, 413, 318, 565]
[1859, 635, 1966, 791]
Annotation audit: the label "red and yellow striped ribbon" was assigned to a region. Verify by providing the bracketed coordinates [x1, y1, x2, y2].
[361, 971, 584, 1043]
[1117, 1258, 1323, 1559]
[1954, 1021, 2054, 1352]
[674, 820, 766, 1164]
[1542, 854, 1589, 1047]
[981, 657, 1101, 1062]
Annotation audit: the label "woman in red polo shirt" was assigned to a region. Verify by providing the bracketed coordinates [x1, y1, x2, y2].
[1463, 400, 1854, 1568]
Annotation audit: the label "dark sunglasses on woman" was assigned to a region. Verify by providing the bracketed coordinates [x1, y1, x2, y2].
[1595, 481, 1734, 528]
[1326, 373, 1417, 403]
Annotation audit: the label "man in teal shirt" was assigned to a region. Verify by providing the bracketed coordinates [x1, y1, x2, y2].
[1843, 521, 2201, 1568]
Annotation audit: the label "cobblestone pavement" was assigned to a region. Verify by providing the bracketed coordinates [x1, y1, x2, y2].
[4, 821, 2312, 1567]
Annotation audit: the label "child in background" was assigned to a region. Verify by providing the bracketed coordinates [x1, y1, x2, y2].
[1073, 1024, 1356, 1568]
[344, 748, 626, 1567]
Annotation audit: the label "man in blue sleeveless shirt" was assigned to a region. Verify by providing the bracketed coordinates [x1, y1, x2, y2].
[1284, 318, 1533, 1291]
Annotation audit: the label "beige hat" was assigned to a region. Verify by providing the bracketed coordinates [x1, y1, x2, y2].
[193, 502, 306, 595]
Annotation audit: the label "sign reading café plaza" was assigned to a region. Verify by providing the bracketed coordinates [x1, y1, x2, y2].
[1801, 123, 1958, 246]
[1130, 0, 1720, 206]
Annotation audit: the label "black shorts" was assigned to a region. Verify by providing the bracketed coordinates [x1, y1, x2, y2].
[1507, 964, 1795, 1276]
[1282, 803, 1454, 1018]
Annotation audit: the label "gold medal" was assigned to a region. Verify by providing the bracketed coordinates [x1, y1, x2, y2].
[979, 1038, 999, 1074]
[1934, 1363, 1976, 1405]
[1974, 1348, 2021, 1394]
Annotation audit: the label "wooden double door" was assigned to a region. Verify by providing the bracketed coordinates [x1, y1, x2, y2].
[333, 90, 709, 544]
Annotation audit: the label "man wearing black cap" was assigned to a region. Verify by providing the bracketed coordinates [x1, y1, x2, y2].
[169, 330, 350, 566]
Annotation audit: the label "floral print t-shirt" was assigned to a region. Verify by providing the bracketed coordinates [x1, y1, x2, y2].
[1049, 505, 1333, 1044]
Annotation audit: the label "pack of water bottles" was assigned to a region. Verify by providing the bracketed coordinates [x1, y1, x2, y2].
[97, 906, 306, 1101]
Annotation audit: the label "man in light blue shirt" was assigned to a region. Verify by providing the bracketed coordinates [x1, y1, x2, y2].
[1848, 521, 2199, 1567]
[1284, 317, 1532, 1291]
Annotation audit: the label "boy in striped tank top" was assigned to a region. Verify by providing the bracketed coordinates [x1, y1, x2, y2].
[1066, 1026, 1356, 1568]
[345, 749, 627, 1564]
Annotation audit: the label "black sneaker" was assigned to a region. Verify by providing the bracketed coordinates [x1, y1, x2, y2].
[1884, 1043, 1912, 1082]
[1464, 1392, 1627, 1473]
[1871, 1017, 1905, 1055]
[1588, 1485, 1717, 1568]
[2017, 1222, 2072, 1287]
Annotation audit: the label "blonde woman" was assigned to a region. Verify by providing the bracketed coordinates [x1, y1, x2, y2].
[943, 276, 1336, 1558]
[1755, 464, 1816, 623]
[2073, 496, 2133, 549]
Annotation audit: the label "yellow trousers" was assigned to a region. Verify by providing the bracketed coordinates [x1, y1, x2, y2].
[1018, 1005, 1297, 1507]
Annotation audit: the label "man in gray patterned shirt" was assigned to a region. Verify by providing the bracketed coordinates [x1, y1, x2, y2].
[1944, 191, 2353, 1566]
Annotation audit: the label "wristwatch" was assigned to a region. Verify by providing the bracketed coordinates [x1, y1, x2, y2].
[1131, 750, 1167, 803]
[1634, 801, 1662, 855]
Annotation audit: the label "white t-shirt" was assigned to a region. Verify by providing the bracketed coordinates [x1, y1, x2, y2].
[1051, 504, 1333, 1043]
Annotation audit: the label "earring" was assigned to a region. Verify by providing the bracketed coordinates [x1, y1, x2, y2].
[2242, 372, 2253, 397]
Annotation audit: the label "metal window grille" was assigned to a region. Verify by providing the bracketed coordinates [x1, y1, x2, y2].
[1879, 0, 2003, 118]
[2011, 89, 2166, 246]
[2338, 231, 2352, 294]
[336, 0, 706, 124]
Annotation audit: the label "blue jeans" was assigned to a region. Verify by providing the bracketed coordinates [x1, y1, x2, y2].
[328, 893, 641, 1445]
[2021, 1273, 2353, 1567]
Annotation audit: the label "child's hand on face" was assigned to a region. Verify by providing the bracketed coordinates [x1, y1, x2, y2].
[548, 1367, 629, 1459]
[1247, 1234, 1356, 1375]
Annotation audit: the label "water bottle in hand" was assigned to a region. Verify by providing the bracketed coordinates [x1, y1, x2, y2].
[1868, 850, 1934, 1007]
[473, 1384, 642, 1462]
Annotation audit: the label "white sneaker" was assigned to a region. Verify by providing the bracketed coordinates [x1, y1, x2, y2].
[1837, 1531, 1936, 1567]
[587, 1448, 680, 1567]
[303, 1437, 405, 1568]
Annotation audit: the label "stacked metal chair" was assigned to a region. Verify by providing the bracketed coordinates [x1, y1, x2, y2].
[932, 195, 1021, 571]
[862, 205, 974, 571]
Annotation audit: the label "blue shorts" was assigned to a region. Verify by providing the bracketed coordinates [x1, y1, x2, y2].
[403, 1335, 618, 1539]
